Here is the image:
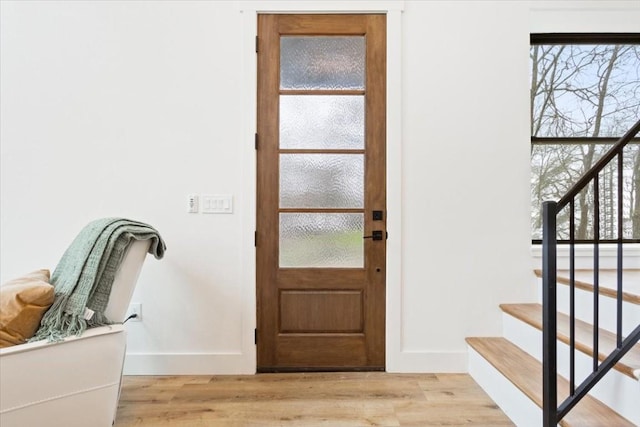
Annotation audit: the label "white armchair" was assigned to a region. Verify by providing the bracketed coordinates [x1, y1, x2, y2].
[0, 239, 150, 427]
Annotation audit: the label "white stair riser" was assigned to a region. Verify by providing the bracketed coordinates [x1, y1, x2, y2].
[537, 280, 640, 336]
[503, 313, 640, 426]
[468, 346, 550, 427]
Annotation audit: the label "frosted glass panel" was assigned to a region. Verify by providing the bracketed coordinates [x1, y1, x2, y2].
[280, 213, 364, 268]
[280, 154, 364, 208]
[280, 36, 365, 90]
[280, 95, 364, 149]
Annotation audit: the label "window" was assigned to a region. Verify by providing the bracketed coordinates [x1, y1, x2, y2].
[530, 34, 640, 241]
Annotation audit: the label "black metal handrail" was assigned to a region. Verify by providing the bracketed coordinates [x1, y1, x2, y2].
[557, 120, 640, 210]
[542, 118, 640, 426]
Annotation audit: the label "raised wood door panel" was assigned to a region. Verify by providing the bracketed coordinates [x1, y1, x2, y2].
[257, 14, 386, 371]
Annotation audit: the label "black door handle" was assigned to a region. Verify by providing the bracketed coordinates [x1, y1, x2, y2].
[363, 230, 384, 241]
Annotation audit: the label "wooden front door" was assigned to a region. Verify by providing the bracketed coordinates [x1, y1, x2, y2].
[256, 14, 386, 371]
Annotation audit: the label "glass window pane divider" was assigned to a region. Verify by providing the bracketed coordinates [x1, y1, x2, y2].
[280, 90, 366, 96]
[279, 208, 364, 213]
[279, 149, 365, 155]
[532, 137, 640, 146]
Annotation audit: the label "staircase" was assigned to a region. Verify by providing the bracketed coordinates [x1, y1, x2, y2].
[467, 269, 640, 427]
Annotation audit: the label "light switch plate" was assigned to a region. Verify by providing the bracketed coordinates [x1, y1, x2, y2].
[202, 194, 233, 214]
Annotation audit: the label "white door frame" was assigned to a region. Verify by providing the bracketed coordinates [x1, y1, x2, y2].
[238, 0, 404, 373]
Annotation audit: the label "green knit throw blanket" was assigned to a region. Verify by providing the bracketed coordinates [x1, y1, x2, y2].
[32, 218, 166, 341]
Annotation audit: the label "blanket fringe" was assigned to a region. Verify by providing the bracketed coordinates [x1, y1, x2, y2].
[30, 294, 91, 342]
[87, 311, 110, 329]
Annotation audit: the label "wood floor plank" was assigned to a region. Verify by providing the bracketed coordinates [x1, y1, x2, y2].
[171, 372, 427, 403]
[119, 400, 400, 426]
[501, 303, 640, 379]
[115, 373, 512, 426]
[466, 337, 635, 427]
[400, 374, 514, 426]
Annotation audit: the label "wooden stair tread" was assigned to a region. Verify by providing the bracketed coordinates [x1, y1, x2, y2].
[466, 337, 635, 427]
[533, 269, 640, 305]
[501, 303, 640, 379]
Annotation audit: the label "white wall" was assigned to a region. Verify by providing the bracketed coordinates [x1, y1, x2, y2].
[0, 0, 253, 373]
[392, 0, 532, 371]
[1, 0, 637, 374]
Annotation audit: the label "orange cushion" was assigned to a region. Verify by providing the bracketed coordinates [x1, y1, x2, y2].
[0, 270, 55, 348]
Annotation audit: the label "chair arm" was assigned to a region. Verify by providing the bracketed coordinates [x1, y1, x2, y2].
[0, 325, 127, 427]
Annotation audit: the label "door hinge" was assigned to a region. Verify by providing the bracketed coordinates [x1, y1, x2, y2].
[255, 36, 259, 53]
[254, 231, 257, 247]
[255, 133, 258, 150]
[254, 328, 258, 344]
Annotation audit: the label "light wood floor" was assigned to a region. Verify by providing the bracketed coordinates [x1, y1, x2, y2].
[115, 373, 513, 426]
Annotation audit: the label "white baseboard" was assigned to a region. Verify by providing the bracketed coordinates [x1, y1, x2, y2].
[386, 350, 468, 373]
[125, 350, 467, 375]
[123, 353, 255, 375]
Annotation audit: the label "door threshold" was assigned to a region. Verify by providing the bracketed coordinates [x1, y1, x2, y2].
[257, 366, 385, 373]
